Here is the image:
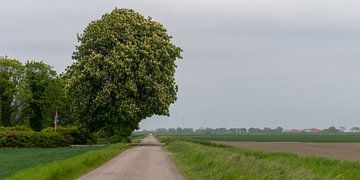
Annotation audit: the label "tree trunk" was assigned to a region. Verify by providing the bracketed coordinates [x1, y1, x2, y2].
[29, 103, 43, 131]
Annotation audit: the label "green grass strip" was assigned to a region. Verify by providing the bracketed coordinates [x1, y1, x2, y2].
[162, 137, 360, 180]
[0, 146, 104, 178]
[8, 143, 128, 180]
[172, 133, 360, 142]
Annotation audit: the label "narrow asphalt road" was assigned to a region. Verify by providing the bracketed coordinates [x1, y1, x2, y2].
[78, 136, 184, 180]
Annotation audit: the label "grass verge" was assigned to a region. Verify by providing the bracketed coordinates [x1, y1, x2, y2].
[130, 134, 146, 144]
[8, 143, 128, 180]
[161, 137, 360, 179]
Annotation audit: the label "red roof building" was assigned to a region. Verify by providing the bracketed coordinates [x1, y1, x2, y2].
[288, 129, 302, 133]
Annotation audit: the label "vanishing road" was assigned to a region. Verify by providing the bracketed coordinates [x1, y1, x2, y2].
[79, 136, 183, 180]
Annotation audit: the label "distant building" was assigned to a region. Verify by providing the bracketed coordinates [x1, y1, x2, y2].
[288, 129, 302, 133]
[304, 128, 321, 133]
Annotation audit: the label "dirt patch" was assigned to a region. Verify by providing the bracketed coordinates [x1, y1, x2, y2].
[214, 141, 360, 162]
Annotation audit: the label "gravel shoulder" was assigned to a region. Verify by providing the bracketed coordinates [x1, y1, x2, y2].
[78, 136, 183, 180]
[215, 141, 360, 161]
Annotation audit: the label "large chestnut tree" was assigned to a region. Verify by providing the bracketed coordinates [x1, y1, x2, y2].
[64, 8, 182, 139]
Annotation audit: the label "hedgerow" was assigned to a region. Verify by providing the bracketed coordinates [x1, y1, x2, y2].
[0, 130, 69, 148]
[41, 126, 96, 144]
[0, 126, 95, 147]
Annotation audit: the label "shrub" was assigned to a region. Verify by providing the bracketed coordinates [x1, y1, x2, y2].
[0, 130, 70, 148]
[41, 126, 96, 145]
[0, 126, 96, 147]
[0, 125, 33, 132]
[111, 134, 131, 143]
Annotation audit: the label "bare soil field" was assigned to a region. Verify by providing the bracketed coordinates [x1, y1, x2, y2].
[215, 141, 360, 162]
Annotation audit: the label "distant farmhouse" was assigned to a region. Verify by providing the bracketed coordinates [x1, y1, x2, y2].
[303, 128, 321, 133]
[288, 129, 303, 133]
[287, 128, 321, 133]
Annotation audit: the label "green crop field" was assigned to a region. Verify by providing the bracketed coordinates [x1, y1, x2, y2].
[9, 143, 128, 180]
[161, 137, 360, 179]
[0, 146, 104, 178]
[169, 133, 360, 142]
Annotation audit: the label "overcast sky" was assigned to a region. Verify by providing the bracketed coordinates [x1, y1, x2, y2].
[1, 0, 360, 130]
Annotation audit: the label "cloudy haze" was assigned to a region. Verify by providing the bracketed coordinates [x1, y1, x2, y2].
[1, 0, 360, 130]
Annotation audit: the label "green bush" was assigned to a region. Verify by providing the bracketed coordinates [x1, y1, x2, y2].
[111, 134, 131, 143]
[41, 126, 96, 145]
[0, 126, 96, 147]
[0, 130, 70, 148]
[0, 126, 33, 132]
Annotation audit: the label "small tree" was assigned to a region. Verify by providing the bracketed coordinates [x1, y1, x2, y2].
[21, 61, 58, 131]
[275, 126, 284, 133]
[351, 127, 360, 133]
[263, 127, 272, 133]
[248, 127, 259, 133]
[339, 126, 346, 133]
[0, 57, 23, 126]
[240, 128, 247, 133]
[322, 126, 340, 134]
[42, 76, 73, 127]
[64, 8, 182, 139]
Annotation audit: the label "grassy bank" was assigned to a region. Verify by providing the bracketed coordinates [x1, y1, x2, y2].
[162, 137, 360, 179]
[130, 134, 146, 143]
[8, 143, 128, 180]
[170, 133, 360, 142]
[0, 146, 104, 178]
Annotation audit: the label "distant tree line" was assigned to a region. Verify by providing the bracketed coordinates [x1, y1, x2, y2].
[138, 127, 284, 135]
[137, 126, 360, 135]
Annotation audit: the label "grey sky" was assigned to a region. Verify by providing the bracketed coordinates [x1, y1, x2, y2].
[1, 0, 360, 130]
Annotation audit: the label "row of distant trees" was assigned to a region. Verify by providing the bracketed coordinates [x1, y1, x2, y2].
[0, 57, 71, 131]
[138, 126, 360, 135]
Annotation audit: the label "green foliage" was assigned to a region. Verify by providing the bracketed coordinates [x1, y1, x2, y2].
[322, 126, 341, 133]
[0, 127, 70, 147]
[42, 76, 73, 127]
[0, 125, 33, 132]
[0, 125, 96, 147]
[0, 146, 104, 178]
[64, 8, 182, 138]
[110, 133, 131, 143]
[351, 127, 360, 132]
[0, 57, 24, 126]
[163, 137, 360, 179]
[9, 143, 128, 180]
[0, 57, 72, 131]
[21, 61, 61, 131]
[41, 126, 96, 144]
[129, 134, 145, 144]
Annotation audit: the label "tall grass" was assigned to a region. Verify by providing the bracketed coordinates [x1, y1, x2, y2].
[8, 143, 128, 180]
[162, 137, 360, 179]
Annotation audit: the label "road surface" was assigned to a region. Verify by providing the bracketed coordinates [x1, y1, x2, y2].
[79, 136, 183, 180]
